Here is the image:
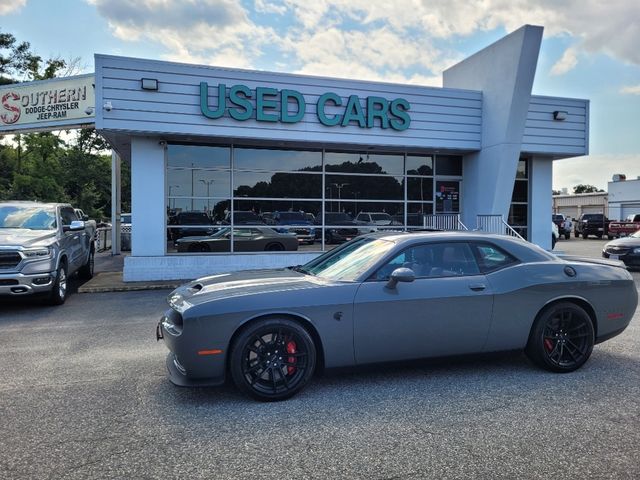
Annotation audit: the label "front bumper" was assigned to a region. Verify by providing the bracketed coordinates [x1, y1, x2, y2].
[0, 271, 55, 296]
[603, 251, 640, 268]
[157, 309, 227, 386]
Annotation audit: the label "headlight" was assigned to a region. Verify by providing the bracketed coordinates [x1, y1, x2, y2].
[22, 247, 53, 259]
[633, 248, 640, 254]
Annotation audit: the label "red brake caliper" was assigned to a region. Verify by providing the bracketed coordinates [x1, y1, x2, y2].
[286, 340, 297, 375]
[544, 339, 554, 352]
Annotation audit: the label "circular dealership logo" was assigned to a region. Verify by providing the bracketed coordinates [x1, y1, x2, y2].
[1, 91, 21, 124]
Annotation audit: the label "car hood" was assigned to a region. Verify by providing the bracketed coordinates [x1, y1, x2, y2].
[605, 237, 640, 247]
[168, 268, 336, 309]
[0, 228, 57, 247]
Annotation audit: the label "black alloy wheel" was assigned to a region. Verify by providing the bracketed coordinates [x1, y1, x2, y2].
[526, 302, 595, 372]
[265, 243, 284, 251]
[230, 318, 316, 401]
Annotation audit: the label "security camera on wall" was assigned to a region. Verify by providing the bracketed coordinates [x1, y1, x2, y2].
[103, 101, 113, 112]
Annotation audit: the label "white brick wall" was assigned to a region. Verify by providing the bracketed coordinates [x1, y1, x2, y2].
[123, 253, 321, 281]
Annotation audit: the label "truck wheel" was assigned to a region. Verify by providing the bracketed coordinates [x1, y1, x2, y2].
[564, 233, 570, 240]
[574, 231, 579, 238]
[49, 263, 68, 306]
[79, 246, 95, 279]
[582, 232, 588, 239]
[596, 234, 602, 239]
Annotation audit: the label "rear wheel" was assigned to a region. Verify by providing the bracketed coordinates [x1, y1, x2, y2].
[230, 318, 316, 401]
[49, 262, 68, 305]
[582, 231, 588, 239]
[79, 246, 94, 279]
[564, 233, 570, 240]
[265, 242, 284, 251]
[525, 302, 595, 372]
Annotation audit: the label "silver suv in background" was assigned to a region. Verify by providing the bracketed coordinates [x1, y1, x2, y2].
[0, 202, 95, 304]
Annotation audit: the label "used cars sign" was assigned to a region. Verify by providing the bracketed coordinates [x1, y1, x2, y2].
[200, 82, 411, 131]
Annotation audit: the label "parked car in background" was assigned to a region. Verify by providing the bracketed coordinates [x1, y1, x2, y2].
[355, 211, 397, 234]
[157, 231, 637, 401]
[608, 214, 640, 239]
[314, 212, 359, 244]
[575, 213, 610, 239]
[120, 212, 132, 251]
[602, 230, 640, 268]
[0, 201, 94, 304]
[74, 208, 97, 241]
[273, 211, 315, 244]
[175, 227, 299, 253]
[552, 214, 571, 240]
[169, 211, 215, 241]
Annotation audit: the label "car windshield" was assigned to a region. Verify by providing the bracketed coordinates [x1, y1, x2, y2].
[325, 213, 352, 223]
[0, 205, 57, 230]
[300, 237, 395, 281]
[278, 212, 306, 222]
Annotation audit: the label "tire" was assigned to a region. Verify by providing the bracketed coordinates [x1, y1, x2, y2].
[582, 231, 588, 239]
[49, 262, 68, 306]
[229, 318, 316, 401]
[79, 246, 94, 279]
[564, 233, 570, 240]
[607, 235, 614, 240]
[265, 243, 284, 251]
[574, 231, 579, 238]
[525, 302, 595, 373]
[325, 232, 334, 245]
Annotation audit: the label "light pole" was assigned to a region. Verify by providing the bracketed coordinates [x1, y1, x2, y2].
[168, 185, 180, 209]
[331, 183, 349, 213]
[199, 179, 214, 213]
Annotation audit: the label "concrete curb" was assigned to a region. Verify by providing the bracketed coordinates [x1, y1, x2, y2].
[78, 272, 184, 293]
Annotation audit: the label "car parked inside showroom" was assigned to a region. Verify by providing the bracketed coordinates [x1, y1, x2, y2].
[602, 230, 640, 268]
[157, 231, 637, 401]
[175, 227, 298, 253]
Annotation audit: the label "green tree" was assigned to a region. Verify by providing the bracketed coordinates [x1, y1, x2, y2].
[573, 184, 604, 194]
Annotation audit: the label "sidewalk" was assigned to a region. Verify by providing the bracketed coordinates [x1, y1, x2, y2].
[77, 252, 184, 293]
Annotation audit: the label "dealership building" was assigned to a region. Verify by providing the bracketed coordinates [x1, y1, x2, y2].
[0, 25, 590, 281]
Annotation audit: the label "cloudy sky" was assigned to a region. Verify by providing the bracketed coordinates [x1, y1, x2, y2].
[2, 0, 639, 191]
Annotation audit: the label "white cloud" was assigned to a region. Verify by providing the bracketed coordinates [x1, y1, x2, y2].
[620, 84, 640, 95]
[0, 0, 26, 15]
[254, 0, 287, 15]
[550, 47, 578, 76]
[553, 154, 640, 192]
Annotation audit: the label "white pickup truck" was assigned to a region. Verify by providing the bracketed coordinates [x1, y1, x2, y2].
[0, 201, 95, 305]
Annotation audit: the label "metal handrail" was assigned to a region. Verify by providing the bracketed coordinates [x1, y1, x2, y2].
[423, 214, 468, 231]
[476, 215, 524, 240]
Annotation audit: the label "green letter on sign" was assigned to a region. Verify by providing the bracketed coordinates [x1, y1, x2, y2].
[281, 89, 306, 123]
[341, 95, 366, 128]
[200, 82, 225, 119]
[256, 87, 279, 122]
[317, 92, 342, 126]
[366, 96, 390, 129]
[228, 84, 253, 121]
[389, 98, 411, 131]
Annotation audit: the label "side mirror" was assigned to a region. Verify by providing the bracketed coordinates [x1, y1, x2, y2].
[64, 220, 85, 232]
[386, 267, 415, 289]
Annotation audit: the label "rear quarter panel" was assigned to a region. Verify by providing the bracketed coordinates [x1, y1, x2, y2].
[483, 261, 637, 352]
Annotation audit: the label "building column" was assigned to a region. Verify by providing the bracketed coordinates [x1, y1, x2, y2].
[110, 150, 121, 255]
[529, 156, 552, 249]
[130, 137, 165, 256]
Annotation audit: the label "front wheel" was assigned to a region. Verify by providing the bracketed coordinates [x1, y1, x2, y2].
[79, 247, 94, 279]
[582, 231, 588, 239]
[564, 233, 570, 240]
[525, 302, 595, 372]
[229, 318, 316, 401]
[49, 263, 68, 305]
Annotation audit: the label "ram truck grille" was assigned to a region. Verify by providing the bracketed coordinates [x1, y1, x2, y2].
[0, 252, 21, 270]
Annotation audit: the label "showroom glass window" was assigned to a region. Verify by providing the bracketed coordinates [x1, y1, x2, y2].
[165, 144, 463, 254]
[508, 158, 529, 240]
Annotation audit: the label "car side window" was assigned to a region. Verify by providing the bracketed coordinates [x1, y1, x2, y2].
[472, 243, 518, 273]
[372, 242, 480, 280]
[60, 207, 77, 227]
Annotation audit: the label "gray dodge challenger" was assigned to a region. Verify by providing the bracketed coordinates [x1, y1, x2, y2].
[157, 232, 637, 401]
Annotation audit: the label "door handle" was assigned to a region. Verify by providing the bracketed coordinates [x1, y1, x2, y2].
[468, 283, 486, 291]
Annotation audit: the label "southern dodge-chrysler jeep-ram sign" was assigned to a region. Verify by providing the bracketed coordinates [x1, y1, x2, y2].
[200, 82, 411, 131]
[0, 75, 95, 129]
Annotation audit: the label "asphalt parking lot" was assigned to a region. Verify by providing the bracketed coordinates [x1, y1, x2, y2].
[1, 237, 639, 479]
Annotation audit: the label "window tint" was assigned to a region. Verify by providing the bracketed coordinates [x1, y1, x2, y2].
[472, 243, 518, 273]
[373, 242, 480, 280]
[61, 207, 77, 227]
